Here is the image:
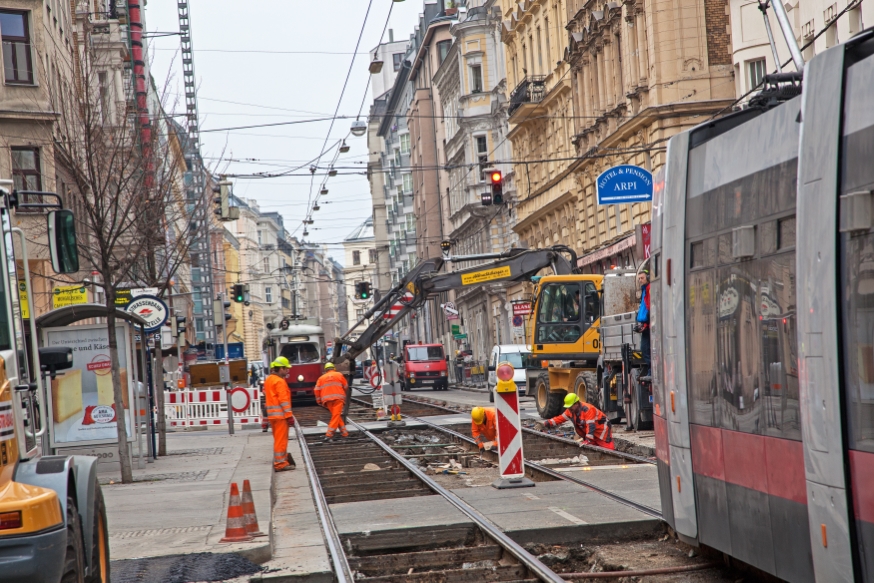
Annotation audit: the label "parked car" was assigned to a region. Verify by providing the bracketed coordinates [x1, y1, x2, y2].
[399, 343, 449, 391]
[488, 344, 534, 402]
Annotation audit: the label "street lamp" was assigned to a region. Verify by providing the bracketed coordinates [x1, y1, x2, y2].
[350, 120, 367, 137]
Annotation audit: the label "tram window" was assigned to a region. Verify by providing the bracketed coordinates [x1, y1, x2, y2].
[778, 217, 796, 249]
[687, 269, 718, 426]
[280, 343, 320, 364]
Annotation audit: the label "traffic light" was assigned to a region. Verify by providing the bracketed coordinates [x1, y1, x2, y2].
[481, 191, 492, 206]
[214, 297, 232, 327]
[232, 283, 245, 303]
[212, 178, 239, 221]
[355, 282, 372, 300]
[490, 170, 504, 205]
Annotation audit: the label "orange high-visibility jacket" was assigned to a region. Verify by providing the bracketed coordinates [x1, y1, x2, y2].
[471, 408, 498, 446]
[548, 403, 612, 443]
[315, 370, 348, 405]
[264, 373, 293, 420]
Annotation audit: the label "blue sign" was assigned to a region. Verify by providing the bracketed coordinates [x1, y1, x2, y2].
[596, 165, 653, 205]
[215, 342, 245, 360]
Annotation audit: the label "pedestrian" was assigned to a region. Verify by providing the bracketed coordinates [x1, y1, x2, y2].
[471, 406, 498, 451]
[315, 362, 349, 439]
[264, 357, 296, 471]
[633, 269, 651, 381]
[539, 393, 615, 449]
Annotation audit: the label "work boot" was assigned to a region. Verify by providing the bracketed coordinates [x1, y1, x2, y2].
[340, 429, 349, 438]
[324, 433, 335, 442]
[287, 453, 297, 468]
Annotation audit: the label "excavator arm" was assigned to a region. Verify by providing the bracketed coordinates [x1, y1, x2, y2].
[333, 246, 577, 365]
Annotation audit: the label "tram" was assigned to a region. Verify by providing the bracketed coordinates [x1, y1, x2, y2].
[651, 28, 874, 583]
[266, 319, 326, 401]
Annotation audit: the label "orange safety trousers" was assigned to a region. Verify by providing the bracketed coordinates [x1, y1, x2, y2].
[324, 400, 348, 437]
[270, 419, 291, 469]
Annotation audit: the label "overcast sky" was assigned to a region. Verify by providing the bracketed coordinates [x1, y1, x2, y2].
[144, 0, 426, 266]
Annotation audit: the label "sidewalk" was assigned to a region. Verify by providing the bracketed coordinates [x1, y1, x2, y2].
[104, 428, 273, 564]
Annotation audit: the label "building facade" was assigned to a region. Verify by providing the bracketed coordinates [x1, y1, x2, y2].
[342, 218, 377, 341]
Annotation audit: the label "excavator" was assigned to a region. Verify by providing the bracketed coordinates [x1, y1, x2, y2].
[331, 245, 652, 426]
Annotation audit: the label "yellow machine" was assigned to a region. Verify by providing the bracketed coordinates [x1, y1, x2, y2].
[0, 184, 108, 583]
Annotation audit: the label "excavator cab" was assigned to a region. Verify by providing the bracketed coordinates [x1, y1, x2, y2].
[530, 275, 602, 362]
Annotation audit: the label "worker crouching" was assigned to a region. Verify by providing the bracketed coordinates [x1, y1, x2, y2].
[264, 357, 297, 471]
[541, 394, 615, 450]
[471, 406, 497, 451]
[316, 362, 349, 439]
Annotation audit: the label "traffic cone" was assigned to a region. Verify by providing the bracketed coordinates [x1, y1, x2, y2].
[220, 483, 254, 543]
[241, 479, 265, 537]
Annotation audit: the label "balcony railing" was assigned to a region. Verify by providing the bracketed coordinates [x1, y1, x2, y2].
[508, 76, 547, 117]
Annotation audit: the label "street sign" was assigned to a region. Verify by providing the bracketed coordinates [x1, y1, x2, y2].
[126, 295, 169, 332]
[512, 315, 524, 327]
[442, 301, 459, 320]
[52, 284, 88, 309]
[512, 302, 532, 316]
[453, 333, 468, 340]
[115, 288, 132, 307]
[451, 324, 460, 335]
[596, 165, 653, 205]
[18, 281, 28, 319]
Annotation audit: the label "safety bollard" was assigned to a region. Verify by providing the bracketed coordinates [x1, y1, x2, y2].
[492, 362, 534, 489]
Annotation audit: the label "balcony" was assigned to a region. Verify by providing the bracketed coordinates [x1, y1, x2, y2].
[508, 76, 547, 120]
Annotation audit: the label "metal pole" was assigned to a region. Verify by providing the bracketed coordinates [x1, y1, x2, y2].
[147, 343, 157, 459]
[769, 0, 804, 71]
[138, 325, 154, 462]
[759, 1, 783, 72]
[221, 293, 234, 435]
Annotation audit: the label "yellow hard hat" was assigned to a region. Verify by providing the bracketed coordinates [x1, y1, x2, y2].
[471, 407, 486, 425]
[324, 362, 336, 370]
[271, 356, 290, 368]
[564, 393, 580, 408]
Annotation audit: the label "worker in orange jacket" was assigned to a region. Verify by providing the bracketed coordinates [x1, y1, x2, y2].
[264, 357, 296, 471]
[471, 407, 498, 451]
[315, 362, 349, 439]
[541, 393, 615, 449]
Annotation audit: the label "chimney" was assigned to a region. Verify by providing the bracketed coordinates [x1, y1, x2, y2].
[389, 28, 394, 42]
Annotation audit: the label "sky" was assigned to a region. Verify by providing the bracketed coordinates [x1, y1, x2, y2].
[144, 0, 427, 266]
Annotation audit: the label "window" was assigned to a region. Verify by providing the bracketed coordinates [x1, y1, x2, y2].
[265, 287, 273, 303]
[544, 19, 551, 65]
[405, 213, 416, 231]
[536, 27, 543, 72]
[470, 64, 483, 93]
[437, 40, 451, 64]
[11, 147, 40, 191]
[392, 52, 404, 71]
[353, 250, 361, 265]
[475, 136, 488, 180]
[257, 231, 262, 246]
[399, 133, 411, 154]
[356, 308, 364, 320]
[402, 173, 413, 193]
[394, 148, 401, 167]
[369, 249, 377, 263]
[0, 10, 32, 84]
[406, 346, 444, 361]
[279, 343, 320, 364]
[747, 59, 766, 91]
[535, 283, 583, 343]
[263, 257, 269, 272]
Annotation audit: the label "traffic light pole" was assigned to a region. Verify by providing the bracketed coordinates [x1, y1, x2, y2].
[216, 293, 235, 435]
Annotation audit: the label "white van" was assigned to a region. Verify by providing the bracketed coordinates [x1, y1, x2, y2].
[487, 344, 532, 402]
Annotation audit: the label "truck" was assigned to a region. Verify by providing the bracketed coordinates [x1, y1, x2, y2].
[332, 246, 643, 423]
[0, 182, 109, 582]
[398, 343, 449, 391]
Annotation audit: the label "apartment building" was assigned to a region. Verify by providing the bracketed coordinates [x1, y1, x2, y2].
[343, 217, 377, 341]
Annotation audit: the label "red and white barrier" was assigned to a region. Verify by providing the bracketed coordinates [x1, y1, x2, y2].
[165, 387, 261, 427]
[493, 363, 534, 489]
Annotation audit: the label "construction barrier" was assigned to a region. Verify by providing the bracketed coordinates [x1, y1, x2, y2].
[165, 387, 261, 427]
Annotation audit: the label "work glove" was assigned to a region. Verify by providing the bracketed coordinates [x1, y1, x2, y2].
[632, 323, 643, 334]
[483, 441, 495, 452]
[287, 416, 295, 427]
[534, 421, 546, 431]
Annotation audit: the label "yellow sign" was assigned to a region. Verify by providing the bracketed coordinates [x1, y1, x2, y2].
[18, 281, 28, 319]
[461, 266, 512, 286]
[52, 285, 88, 309]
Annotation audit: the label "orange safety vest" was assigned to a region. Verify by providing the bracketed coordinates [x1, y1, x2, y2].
[471, 407, 498, 445]
[263, 373, 293, 420]
[548, 403, 612, 443]
[315, 370, 348, 405]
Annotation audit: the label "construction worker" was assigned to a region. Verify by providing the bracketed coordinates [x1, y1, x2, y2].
[315, 362, 349, 439]
[264, 357, 296, 471]
[471, 406, 498, 451]
[541, 393, 615, 450]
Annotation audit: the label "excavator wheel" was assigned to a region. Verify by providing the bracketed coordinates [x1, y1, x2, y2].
[572, 371, 598, 405]
[535, 372, 564, 419]
[85, 487, 110, 583]
[61, 495, 85, 583]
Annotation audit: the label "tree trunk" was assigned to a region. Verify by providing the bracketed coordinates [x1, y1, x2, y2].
[155, 335, 166, 456]
[106, 302, 134, 483]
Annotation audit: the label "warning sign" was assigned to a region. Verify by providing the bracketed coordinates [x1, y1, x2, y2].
[461, 266, 512, 286]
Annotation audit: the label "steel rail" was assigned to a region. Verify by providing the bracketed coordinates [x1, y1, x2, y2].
[378, 393, 656, 466]
[408, 416, 663, 521]
[347, 419, 567, 583]
[293, 419, 355, 583]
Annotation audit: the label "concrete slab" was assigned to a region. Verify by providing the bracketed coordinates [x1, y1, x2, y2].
[555, 464, 661, 513]
[450, 480, 661, 545]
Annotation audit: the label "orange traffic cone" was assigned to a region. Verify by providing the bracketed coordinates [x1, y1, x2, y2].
[241, 479, 265, 537]
[220, 483, 254, 543]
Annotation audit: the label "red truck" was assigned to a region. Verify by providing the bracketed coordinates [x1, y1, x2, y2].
[399, 343, 449, 391]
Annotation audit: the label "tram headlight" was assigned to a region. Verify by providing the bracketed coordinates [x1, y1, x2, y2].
[297, 374, 304, 382]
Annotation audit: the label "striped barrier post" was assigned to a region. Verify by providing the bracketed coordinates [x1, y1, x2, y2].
[493, 362, 535, 489]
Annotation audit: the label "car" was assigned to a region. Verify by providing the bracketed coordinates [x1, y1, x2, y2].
[487, 344, 533, 402]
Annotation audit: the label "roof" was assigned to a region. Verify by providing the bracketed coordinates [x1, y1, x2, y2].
[36, 304, 149, 328]
[344, 217, 374, 242]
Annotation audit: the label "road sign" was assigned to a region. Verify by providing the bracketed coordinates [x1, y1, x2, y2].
[126, 295, 169, 332]
[596, 164, 653, 205]
[453, 333, 467, 340]
[512, 302, 531, 316]
[52, 284, 88, 309]
[443, 301, 459, 320]
[368, 365, 381, 389]
[451, 324, 460, 335]
[512, 315, 524, 327]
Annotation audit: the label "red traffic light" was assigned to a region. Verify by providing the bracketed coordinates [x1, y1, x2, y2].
[490, 171, 502, 184]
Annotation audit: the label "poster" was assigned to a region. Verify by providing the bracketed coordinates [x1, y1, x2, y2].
[52, 285, 88, 309]
[43, 324, 135, 447]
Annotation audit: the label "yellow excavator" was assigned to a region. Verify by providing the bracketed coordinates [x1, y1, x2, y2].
[332, 246, 652, 426]
[0, 183, 108, 583]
